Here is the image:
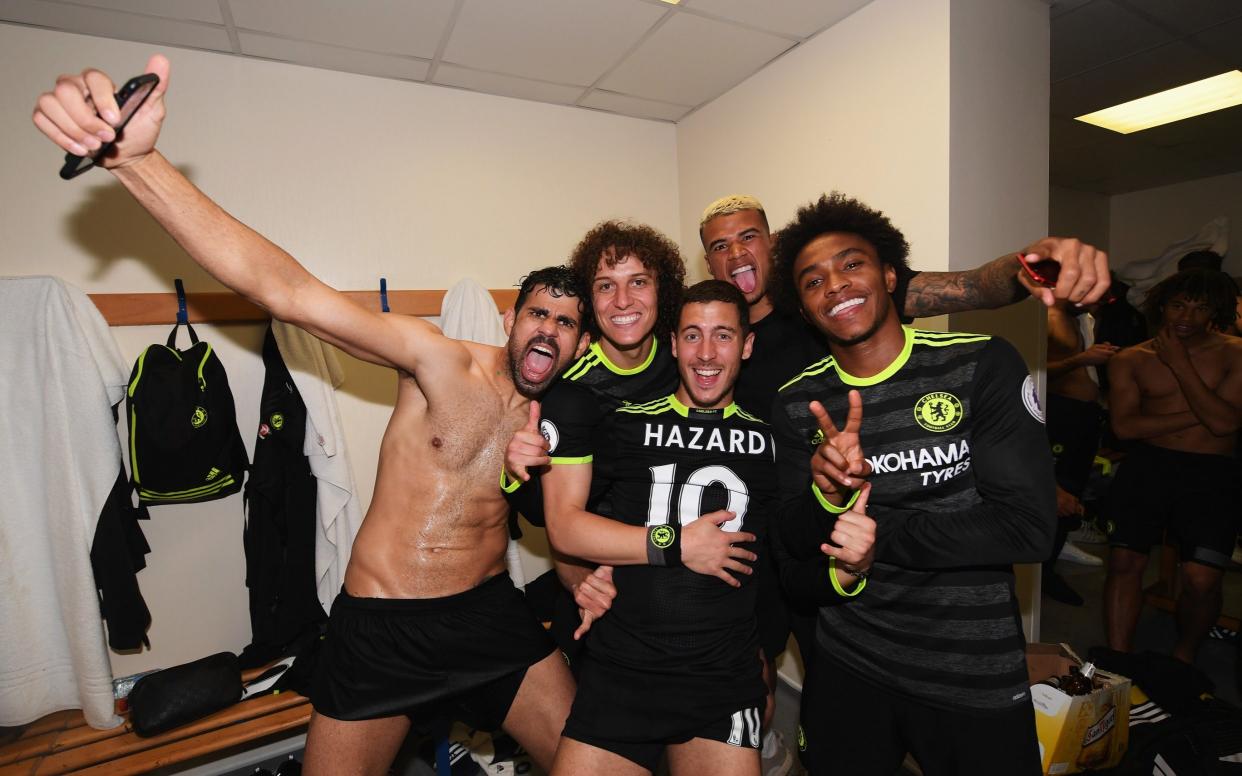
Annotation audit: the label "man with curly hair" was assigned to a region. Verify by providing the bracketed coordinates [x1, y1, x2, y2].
[1104, 269, 1242, 664]
[769, 192, 1055, 775]
[697, 193, 1110, 775]
[502, 221, 697, 660]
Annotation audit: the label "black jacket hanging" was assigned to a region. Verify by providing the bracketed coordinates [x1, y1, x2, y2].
[125, 322, 248, 505]
[91, 464, 152, 650]
[239, 325, 326, 669]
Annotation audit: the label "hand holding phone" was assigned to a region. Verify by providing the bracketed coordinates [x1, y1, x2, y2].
[1017, 252, 1061, 288]
[59, 73, 160, 180]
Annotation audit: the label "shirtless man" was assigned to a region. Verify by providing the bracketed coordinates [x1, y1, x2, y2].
[1042, 301, 1116, 603]
[1104, 269, 1242, 664]
[33, 55, 589, 775]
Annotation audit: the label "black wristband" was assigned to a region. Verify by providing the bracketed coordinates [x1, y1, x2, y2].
[646, 524, 682, 567]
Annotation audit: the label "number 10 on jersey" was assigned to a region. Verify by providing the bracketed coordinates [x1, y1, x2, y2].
[647, 463, 748, 533]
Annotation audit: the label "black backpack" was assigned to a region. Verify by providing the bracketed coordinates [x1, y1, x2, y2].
[125, 322, 248, 505]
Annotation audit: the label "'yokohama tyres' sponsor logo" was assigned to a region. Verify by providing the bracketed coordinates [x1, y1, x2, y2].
[868, 439, 973, 487]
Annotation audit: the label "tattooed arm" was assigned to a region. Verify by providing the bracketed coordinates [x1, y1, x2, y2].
[903, 237, 1110, 318]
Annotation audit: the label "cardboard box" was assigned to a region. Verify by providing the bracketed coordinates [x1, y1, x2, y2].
[1026, 643, 1131, 774]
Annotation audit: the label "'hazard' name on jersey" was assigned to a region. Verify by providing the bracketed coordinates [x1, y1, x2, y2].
[640, 421, 771, 456]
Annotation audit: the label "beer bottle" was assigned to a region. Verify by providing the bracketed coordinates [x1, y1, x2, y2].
[1061, 663, 1096, 696]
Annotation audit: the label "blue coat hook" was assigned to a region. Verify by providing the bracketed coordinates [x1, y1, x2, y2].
[174, 278, 188, 324]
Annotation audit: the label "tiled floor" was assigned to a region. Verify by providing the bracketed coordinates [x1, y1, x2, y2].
[1040, 543, 1241, 707]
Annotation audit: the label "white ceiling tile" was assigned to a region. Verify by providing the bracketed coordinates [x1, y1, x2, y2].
[0, 0, 232, 50]
[1112, 0, 1242, 36]
[433, 63, 585, 105]
[599, 12, 793, 106]
[1050, 0, 1096, 17]
[1051, 40, 1224, 117]
[443, 0, 665, 86]
[682, 0, 871, 39]
[229, 0, 455, 59]
[69, 0, 222, 24]
[579, 89, 690, 121]
[1191, 17, 1242, 69]
[1051, 0, 1172, 81]
[238, 32, 430, 81]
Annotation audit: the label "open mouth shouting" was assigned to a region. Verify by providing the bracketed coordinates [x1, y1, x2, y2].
[730, 264, 758, 294]
[520, 336, 560, 384]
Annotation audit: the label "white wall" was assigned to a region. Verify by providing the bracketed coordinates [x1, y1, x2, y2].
[2, 22, 679, 675]
[676, 0, 1052, 680]
[675, 0, 952, 686]
[675, 0, 952, 281]
[1108, 171, 1242, 277]
[943, 0, 1051, 644]
[1050, 185, 1110, 252]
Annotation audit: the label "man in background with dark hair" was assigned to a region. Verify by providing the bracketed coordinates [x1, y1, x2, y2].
[1178, 249, 1225, 273]
[1105, 269, 1242, 664]
[769, 192, 1054, 775]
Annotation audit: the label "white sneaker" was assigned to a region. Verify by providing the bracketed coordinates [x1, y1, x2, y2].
[761, 730, 795, 776]
[1067, 520, 1107, 545]
[1058, 542, 1104, 566]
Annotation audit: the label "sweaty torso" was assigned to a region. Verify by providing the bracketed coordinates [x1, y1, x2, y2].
[344, 343, 529, 599]
[1133, 337, 1239, 456]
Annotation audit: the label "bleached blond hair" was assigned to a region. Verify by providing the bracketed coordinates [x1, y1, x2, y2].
[698, 195, 768, 239]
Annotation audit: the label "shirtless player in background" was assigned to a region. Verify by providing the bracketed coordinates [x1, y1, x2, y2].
[1104, 269, 1242, 664]
[32, 55, 589, 776]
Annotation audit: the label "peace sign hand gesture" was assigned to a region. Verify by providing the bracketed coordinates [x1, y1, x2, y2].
[808, 389, 871, 503]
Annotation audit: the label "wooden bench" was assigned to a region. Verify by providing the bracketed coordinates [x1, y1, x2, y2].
[0, 673, 310, 776]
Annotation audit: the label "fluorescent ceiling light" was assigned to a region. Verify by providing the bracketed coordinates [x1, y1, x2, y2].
[1075, 70, 1242, 134]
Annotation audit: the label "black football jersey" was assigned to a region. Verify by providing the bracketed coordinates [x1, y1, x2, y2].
[555, 393, 776, 676]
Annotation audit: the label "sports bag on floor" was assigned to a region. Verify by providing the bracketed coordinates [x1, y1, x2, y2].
[126, 321, 248, 505]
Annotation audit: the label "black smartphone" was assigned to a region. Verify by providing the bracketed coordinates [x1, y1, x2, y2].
[59, 73, 160, 180]
[1017, 252, 1060, 288]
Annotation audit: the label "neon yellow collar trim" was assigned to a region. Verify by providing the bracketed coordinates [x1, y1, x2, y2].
[592, 337, 658, 375]
[667, 393, 738, 418]
[832, 326, 915, 386]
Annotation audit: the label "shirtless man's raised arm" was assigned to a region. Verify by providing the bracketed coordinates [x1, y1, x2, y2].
[34, 55, 591, 776]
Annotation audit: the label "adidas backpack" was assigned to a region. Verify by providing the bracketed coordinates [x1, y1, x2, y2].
[126, 322, 248, 505]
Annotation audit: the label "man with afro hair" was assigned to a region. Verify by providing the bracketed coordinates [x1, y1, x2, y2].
[1104, 268, 1242, 665]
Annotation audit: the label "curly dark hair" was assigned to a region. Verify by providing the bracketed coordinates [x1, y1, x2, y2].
[681, 280, 751, 340]
[568, 220, 686, 339]
[515, 265, 591, 328]
[768, 192, 911, 316]
[1141, 268, 1239, 333]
